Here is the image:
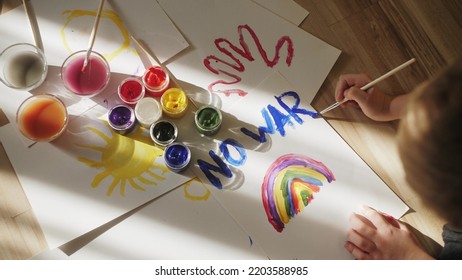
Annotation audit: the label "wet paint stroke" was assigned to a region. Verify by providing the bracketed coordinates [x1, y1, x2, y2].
[204, 24, 294, 97]
[77, 125, 168, 197]
[261, 154, 335, 232]
[61, 9, 137, 61]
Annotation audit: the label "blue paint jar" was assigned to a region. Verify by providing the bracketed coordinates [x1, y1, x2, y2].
[163, 143, 191, 172]
[108, 104, 137, 135]
[150, 120, 178, 146]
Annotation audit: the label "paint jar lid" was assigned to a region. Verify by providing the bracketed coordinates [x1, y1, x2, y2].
[164, 142, 191, 172]
[150, 120, 178, 146]
[108, 104, 136, 134]
[195, 105, 222, 135]
[135, 97, 162, 128]
[118, 77, 145, 105]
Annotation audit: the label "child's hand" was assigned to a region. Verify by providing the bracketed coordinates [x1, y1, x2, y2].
[344, 205, 433, 260]
[335, 74, 372, 103]
[334, 74, 401, 121]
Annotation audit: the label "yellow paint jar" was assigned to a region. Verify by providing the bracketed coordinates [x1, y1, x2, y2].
[160, 87, 188, 118]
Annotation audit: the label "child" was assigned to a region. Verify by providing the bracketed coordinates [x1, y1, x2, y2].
[336, 59, 462, 259]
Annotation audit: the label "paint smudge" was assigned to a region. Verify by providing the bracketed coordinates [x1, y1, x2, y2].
[77, 125, 168, 196]
[204, 24, 294, 96]
[262, 154, 335, 232]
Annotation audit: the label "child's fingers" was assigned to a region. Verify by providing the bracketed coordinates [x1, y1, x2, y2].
[335, 74, 372, 101]
[344, 87, 369, 107]
[344, 241, 371, 260]
[346, 227, 377, 254]
[348, 212, 376, 239]
[360, 205, 393, 229]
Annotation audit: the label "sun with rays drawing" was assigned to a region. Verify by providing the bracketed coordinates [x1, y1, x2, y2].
[76, 125, 168, 197]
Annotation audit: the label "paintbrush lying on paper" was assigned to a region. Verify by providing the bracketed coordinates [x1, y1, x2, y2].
[316, 58, 416, 117]
[81, 0, 105, 72]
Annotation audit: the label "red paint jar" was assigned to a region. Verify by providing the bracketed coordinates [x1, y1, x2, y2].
[118, 77, 145, 105]
[142, 66, 170, 97]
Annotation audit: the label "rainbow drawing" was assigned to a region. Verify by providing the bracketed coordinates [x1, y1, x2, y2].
[261, 154, 335, 232]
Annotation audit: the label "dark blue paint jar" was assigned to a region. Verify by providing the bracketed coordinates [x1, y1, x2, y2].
[163, 143, 191, 172]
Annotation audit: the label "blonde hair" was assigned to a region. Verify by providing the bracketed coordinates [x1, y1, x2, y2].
[397, 58, 462, 227]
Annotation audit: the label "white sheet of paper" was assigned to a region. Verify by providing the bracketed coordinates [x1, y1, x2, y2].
[0, 99, 194, 248]
[107, 0, 189, 64]
[159, 0, 340, 109]
[31, 248, 70, 260]
[252, 0, 309, 26]
[186, 71, 408, 259]
[61, 179, 267, 259]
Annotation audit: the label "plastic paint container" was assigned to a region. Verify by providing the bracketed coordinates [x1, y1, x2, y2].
[16, 94, 68, 142]
[118, 77, 145, 105]
[142, 66, 170, 97]
[108, 104, 137, 135]
[61, 50, 110, 97]
[150, 120, 178, 146]
[134, 97, 162, 128]
[160, 87, 188, 118]
[0, 43, 48, 91]
[163, 142, 191, 172]
[195, 105, 222, 136]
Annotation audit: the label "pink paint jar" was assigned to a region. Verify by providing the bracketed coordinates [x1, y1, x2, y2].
[142, 66, 170, 97]
[61, 50, 110, 97]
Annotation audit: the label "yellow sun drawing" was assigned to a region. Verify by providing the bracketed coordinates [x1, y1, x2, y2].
[77, 125, 168, 197]
[61, 9, 137, 61]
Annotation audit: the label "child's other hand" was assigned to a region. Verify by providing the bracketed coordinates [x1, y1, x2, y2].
[344, 205, 433, 260]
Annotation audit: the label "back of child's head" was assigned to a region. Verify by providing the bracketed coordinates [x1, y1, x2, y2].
[397, 58, 462, 228]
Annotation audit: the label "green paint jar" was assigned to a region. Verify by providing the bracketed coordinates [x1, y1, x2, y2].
[194, 105, 222, 136]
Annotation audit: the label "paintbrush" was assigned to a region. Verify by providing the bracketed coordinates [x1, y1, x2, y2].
[316, 58, 416, 117]
[82, 0, 105, 72]
[130, 35, 199, 109]
[22, 0, 43, 51]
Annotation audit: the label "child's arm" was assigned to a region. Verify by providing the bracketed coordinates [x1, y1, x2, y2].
[335, 74, 409, 121]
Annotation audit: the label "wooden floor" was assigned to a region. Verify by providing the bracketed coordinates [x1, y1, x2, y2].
[1, 0, 461, 259]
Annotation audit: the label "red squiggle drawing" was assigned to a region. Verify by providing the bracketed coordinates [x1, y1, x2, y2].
[204, 24, 294, 97]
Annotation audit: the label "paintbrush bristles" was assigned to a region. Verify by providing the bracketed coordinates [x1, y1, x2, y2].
[82, 0, 105, 72]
